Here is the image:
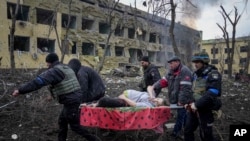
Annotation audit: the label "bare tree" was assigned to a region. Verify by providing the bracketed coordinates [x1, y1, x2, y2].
[9, 0, 20, 73]
[216, 42, 226, 75]
[217, 5, 242, 78]
[96, 0, 121, 73]
[49, 0, 73, 63]
[61, 0, 73, 63]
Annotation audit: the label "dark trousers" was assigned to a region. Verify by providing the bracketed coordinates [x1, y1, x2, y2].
[58, 104, 100, 141]
[184, 110, 214, 141]
[97, 97, 127, 107]
[173, 108, 186, 135]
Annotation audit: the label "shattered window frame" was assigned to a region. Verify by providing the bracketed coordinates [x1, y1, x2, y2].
[128, 28, 135, 39]
[7, 2, 30, 21]
[99, 22, 110, 34]
[82, 42, 95, 55]
[82, 18, 94, 30]
[115, 46, 124, 57]
[61, 13, 77, 29]
[8, 35, 30, 52]
[37, 38, 55, 53]
[36, 8, 54, 25]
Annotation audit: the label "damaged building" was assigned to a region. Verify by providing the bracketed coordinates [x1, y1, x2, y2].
[0, 0, 202, 73]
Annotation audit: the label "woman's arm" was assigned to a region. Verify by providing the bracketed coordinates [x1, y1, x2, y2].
[147, 85, 155, 98]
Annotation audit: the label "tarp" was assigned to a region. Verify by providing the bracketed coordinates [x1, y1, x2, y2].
[80, 106, 171, 130]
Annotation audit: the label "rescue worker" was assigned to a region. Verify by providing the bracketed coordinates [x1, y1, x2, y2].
[184, 50, 222, 141]
[149, 56, 193, 139]
[12, 53, 101, 141]
[139, 56, 162, 97]
[68, 58, 106, 103]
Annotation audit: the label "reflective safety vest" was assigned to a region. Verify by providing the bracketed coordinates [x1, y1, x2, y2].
[192, 76, 206, 100]
[50, 65, 81, 98]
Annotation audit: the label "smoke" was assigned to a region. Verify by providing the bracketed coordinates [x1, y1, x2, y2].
[179, 0, 221, 28]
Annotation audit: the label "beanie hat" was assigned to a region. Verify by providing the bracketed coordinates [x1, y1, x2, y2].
[45, 53, 59, 63]
[167, 56, 181, 63]
[141, 56, 149, 62]
[68, 58, 82, 74]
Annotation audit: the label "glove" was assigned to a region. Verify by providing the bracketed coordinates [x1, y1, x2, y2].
[190, 102, 197, 111]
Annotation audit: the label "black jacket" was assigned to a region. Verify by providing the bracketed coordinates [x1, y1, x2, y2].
[76, 66, 106, 102]
[194, 65, 222, 110]
[18, 62, 82, 105]
[140, 64, 161, 96]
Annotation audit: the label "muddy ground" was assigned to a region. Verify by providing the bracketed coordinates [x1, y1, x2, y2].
[0, 69, 250, 141]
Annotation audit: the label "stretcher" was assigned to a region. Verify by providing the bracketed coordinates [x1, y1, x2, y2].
[80, 106, 172, 131]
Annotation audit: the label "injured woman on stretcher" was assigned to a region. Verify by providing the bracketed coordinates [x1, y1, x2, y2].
[79, 86, 171, 135]
[80, 86, 168, 108]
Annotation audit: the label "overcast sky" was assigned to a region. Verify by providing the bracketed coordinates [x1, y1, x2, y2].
[119, 0, 250, 40]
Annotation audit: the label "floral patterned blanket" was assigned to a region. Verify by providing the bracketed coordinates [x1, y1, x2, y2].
[80, 106, 171, 130]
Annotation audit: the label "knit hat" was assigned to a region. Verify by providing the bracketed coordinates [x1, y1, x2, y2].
[45, 53, 59, 63]
[140, 56, 149, 62]
[68, 58, 82, 74]
[167, 56, 181, 63]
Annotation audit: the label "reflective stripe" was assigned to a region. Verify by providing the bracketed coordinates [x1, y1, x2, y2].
[180, 81, 192, 85]
[207, 123, 213, 126]
[209, 88, 219, 95]
[36, 77, 45, 85]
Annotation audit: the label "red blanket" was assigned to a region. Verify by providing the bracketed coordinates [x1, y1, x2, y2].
[80, 106, 171, 130]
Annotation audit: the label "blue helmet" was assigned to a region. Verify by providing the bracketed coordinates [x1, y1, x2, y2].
[192, 50, 210, 64]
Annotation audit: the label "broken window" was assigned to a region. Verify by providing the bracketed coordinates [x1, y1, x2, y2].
[211, 48, 218, 54]
[128, 48, 137, 63]
[156, 51, 166, 63]
[82, 19, 94, 30]
[239, 58, 247, 64]
[36, 8, 54, 25]
[114, 25, 124, 37]
[80, 0, 95, 5]
[99, 23, 110, 34]
[7, 2, 29, 21]
[148, 51, 156, 62]
[128, 28, 135, 39]
[37, 38, 55, 53]
[71, 42, 77, 54]
[149, 33, 156, 43]
[137, 49, 143, 61]
[137, 30, 146, 41]
[128, 48, 142, 63]
[99, 44, 111, 56]
[115, 46, 124, 56]
[61, 14, 76, 29]
[240, 46, 248, 52]
[9, 35, 30, 51]
[82, 42, 94, 55]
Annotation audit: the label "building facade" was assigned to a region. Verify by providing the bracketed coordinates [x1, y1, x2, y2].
[202, 36, 250, 74]
[0, 0, 201, 72]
